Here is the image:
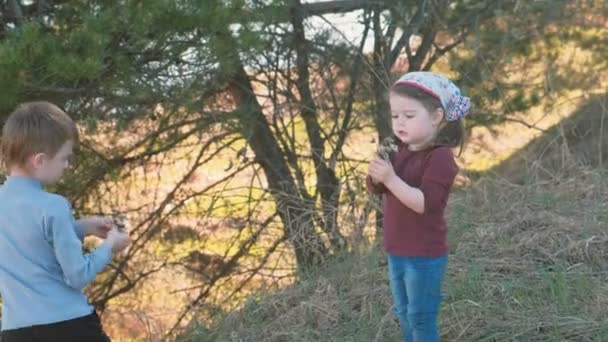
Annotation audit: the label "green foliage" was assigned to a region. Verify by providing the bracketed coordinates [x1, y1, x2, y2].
[450, 0, 608, 126]
[0, 0, 269, 123]
[1, 1, 608, 339]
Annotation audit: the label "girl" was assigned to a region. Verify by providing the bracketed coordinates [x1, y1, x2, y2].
[367, 72, 470, 342]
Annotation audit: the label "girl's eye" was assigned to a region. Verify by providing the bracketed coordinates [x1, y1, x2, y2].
[391, 114, 399, 119]
[405, 114, 415, 119]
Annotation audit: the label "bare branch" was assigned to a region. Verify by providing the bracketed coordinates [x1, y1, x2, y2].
[330, 10, 371, 168]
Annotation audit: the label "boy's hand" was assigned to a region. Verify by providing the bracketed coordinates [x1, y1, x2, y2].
[106, 228, 130, 253]
[79, 216, 114, 238]
[368, 159, 396, 184]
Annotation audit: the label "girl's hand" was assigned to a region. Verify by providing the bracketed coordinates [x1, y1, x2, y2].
[367, 168, 381, 185]
[368, 159, 396, 184]
[79, 216, 114, 238]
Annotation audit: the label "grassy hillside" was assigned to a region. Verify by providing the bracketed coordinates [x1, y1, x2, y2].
[490, 94, 608, 182]
[180, 168, 607, 342]
[178, 96, 608, 342]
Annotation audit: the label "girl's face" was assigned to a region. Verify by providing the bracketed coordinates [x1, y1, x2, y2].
[389, 93, 443, 149]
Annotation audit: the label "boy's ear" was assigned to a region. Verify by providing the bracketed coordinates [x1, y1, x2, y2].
[30, 153, 47, 169]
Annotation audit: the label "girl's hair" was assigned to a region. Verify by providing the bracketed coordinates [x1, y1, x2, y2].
[391, 83, 465, 154]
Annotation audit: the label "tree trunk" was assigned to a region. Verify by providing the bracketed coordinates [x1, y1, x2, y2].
[226, 55, 328, 273]
[289, 0, 346, 251]
[371, 8, 394, 243]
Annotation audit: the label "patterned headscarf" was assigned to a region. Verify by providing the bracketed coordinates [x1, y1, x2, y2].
[393, 72, 471, 121]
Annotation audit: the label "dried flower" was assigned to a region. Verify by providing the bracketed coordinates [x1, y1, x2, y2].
[112, 211, 128, 233]
[377, 136, 399, 160]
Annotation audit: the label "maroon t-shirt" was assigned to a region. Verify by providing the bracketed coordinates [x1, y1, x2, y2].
[367, 145, 458, 257]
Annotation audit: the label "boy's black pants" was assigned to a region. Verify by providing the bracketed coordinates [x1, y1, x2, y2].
[1, 311, 110, 342]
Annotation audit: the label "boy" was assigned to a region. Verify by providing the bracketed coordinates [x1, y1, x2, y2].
[0, 101, 130, 341]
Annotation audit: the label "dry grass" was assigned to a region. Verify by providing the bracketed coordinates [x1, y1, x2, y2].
[179, 248, 400, 342]
[443, 166, 608, 342]
[179, 148, 608, 341]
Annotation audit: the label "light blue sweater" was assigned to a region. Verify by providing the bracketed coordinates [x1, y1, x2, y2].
[0, 176, 112, 330]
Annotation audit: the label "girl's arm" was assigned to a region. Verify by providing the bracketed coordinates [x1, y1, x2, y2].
[370, 148, 458, 215]
[383, 176, 425, 214]
[369, 159, 422, 211]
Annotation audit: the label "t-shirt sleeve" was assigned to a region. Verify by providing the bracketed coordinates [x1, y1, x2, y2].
[419, 148, 458, 215]
[43, 196, 112, 291]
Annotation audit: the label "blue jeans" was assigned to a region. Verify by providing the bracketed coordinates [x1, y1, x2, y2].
[387, 254, 447, 342]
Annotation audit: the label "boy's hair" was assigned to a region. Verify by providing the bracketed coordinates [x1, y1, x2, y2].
[391, 84, 465, 154]
[1, 101, 78, 169]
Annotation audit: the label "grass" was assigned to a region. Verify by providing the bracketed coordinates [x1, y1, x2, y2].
[175, 88, 608, 342]
[178, 158, 608, 341]
[441, 168, 608, 341]
[68, 39, 608, 340]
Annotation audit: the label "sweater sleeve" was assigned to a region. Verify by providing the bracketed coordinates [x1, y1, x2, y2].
[73, 221, 85, 241]
[43, 196, 112, 291]
[419, 148, 458, 215]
